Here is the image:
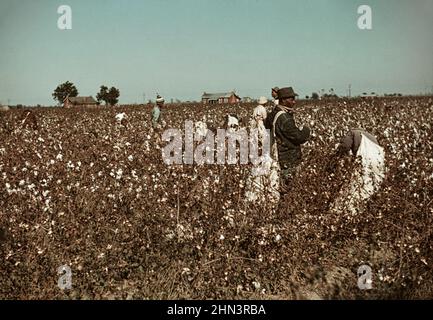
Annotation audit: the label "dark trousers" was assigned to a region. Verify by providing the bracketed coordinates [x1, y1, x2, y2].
[280, 165, 297, 193]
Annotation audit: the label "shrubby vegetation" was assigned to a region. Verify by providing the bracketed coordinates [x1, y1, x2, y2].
[0, 96, 432, 299]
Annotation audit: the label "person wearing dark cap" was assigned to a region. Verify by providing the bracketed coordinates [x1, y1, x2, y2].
[152, 94, 164, 129]
[271, 87, 279, 106]
[264, 87, 310, 191]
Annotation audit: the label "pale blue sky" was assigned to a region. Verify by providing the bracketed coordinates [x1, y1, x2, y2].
[0, 0, 432, 105]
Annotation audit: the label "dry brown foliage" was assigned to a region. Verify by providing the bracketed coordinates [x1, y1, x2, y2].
[0, 97, 432, 299]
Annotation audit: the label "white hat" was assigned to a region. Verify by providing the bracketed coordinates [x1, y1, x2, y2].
[258, 96, 267, 105]
[156, 95, 164, 103]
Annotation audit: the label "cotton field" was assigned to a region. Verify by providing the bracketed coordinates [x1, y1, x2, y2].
[0, 96, 432, 299]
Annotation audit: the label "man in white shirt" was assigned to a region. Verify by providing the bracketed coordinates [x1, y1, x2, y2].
[252, 96, 268, 137]
[245, 96, 280, 205]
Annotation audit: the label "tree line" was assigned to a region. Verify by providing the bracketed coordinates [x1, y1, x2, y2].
[52, 81, 120, 106]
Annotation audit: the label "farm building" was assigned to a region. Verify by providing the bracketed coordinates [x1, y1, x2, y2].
[201, 91, 241, 105]
[63, 96, 98, 108]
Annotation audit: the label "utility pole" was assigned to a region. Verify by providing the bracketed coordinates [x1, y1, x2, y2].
[348, 84, 351, 98]
[143, 93, 146, 104]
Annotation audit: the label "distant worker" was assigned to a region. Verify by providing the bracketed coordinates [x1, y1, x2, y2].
[195, 115, 209, 142]
[245, 96, 279, 205]
[251, 96, 268, 139]
[265, 87, 310, 192]
[271, 87, 279, 106]
[115, 112, 128, 127]
[152, 94, 164, 129]
[224, 114, 241, 132]
[330, 129, 385, 214]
